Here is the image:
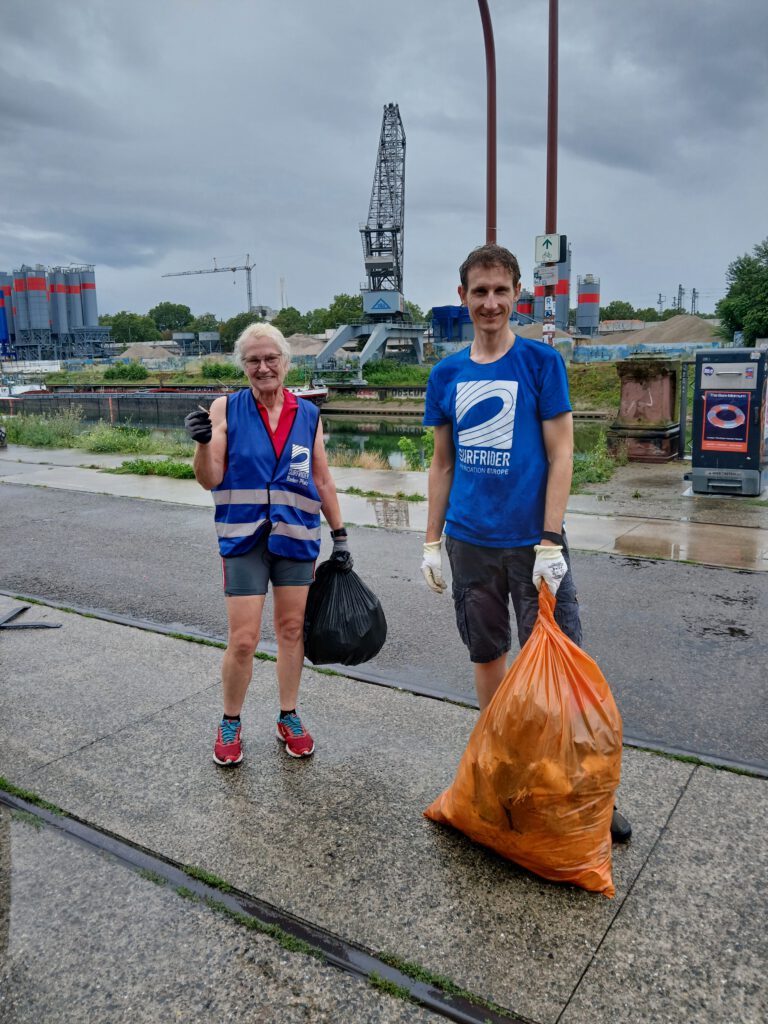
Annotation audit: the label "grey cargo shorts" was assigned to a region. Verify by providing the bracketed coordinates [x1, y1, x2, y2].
[445, 534, 583, 663]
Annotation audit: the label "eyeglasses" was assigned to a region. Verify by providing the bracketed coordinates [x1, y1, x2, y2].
[244, 354, 282, 368]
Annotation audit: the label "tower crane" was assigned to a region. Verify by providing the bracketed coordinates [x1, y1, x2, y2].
[162, 254, 256, 313]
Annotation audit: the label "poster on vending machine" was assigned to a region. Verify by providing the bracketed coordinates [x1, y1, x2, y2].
[701, 391, 751, 452]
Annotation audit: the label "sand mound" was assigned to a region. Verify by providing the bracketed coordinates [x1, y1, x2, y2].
[515, 323, 571, 341]
[597, 315, 718, 346]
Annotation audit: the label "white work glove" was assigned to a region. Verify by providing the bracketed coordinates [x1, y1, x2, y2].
[532, 544, 568, 595]
[421, 540, 447, 594]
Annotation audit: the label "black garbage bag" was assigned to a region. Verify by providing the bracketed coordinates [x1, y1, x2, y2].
[303, 559, 387, 666]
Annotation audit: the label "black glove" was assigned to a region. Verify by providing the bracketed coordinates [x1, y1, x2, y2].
[330, 529, 353, 571]
[184, 408, 212, 444]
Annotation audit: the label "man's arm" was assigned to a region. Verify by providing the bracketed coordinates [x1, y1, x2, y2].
[425, 424, 455, 543]
[192, 396, 227, 490]
[541, 411, 574, 540]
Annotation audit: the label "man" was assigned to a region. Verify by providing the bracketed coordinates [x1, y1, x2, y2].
[421, 243, 631, 843]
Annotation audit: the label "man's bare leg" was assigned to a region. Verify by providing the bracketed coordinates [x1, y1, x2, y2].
[474, 653, 508, 711]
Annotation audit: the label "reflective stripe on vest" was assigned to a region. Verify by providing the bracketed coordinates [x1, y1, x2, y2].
[213, 487, 321, 515]
[216, 518, 269, 539]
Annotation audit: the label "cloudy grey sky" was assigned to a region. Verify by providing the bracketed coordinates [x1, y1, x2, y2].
[2, 0, 766, 320]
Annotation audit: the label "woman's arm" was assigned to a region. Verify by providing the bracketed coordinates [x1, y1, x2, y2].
[311, 427, 344, 531]
[193, 396, 228, 490]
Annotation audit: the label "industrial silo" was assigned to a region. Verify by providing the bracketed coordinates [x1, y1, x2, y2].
[575, 275, 600, 336]
[79, 266, 99, 326]
[516, 289, 533, 321]
[0, 273, 14, 340]
[555, 246, 571, 331]
[65, 269, 83, 329]
[25, 265, 50, 331]
[50, 268, 69, 335]
[12, 270, 30, 332]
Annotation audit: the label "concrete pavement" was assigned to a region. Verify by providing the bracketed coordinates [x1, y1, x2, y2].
[1, 444, 767, 572]
[1, 594, 766, 1023]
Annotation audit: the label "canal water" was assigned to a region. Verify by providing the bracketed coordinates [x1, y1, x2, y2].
[321, 414, 606, 469]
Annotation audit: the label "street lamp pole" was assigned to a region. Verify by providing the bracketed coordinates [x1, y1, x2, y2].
[542, 0, 559, 344]
[477, 0, 497, 244]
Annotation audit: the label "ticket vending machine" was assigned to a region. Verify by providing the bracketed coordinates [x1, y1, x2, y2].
[690, 348, 768, 495]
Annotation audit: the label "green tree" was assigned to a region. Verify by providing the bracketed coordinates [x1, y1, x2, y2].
[600, 300, 635, 321]
[404, 300, 425, 322]
[219, 311, 263, 350]
[716, 238, 768, 345]
[634, 307, 659, 322]
[186, 312, 221, 333]
[659, 307, 686, 320]
[148, 302, 194, 332]
[326, 293, 363, 327]
[304, 307, 331, 334]
[99, 311, 160, 345]
[271, 306, 308, 337]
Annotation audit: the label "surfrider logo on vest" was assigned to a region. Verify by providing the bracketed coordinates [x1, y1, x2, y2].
[287, 443, 311, 485]
[455, 380, 517, 475]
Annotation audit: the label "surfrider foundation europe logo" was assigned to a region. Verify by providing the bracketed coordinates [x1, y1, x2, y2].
[287, 443, 310, 484]
[455, 380, 517, 474]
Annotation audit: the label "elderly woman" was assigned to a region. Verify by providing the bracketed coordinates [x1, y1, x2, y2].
[184, 322, 350, 765]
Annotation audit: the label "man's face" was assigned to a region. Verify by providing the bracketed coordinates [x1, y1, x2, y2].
[458, 262, 521, 333]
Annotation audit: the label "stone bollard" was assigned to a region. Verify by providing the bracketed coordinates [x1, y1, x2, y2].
[607, 357, 680, 462]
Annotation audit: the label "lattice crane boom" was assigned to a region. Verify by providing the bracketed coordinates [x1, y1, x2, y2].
[360, 103, 406, 300]
[162, 254, 255, 313]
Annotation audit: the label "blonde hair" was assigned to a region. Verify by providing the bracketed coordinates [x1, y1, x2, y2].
[233, 322, 291, 370]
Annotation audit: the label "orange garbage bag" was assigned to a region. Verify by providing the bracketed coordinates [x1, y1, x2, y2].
[424, 585, 622, 897]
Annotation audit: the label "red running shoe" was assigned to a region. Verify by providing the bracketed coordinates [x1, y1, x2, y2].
[276, 712, 315, 758]
[213, 717, 243, 766]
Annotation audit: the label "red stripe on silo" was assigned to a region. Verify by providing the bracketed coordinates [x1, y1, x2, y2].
[555, 280, 569, 295]
[517, 303, 533, 314]
[27, 277, 47, 291]
[534, 286, 545, 297]
[67, 285, 82, 294]
[81, 282, 96, 290]
[0, 296, 4, 307]
[55, 284, 67, 293]
[14, 280, 26, 292]
[2, 286, 10, 296]
[578, 292, 600, 303]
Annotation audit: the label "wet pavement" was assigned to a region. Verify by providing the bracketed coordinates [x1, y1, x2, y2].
[1, 443, 767, 1021]
[1, 444, 766, 571]
[1, 599, 766, 1023]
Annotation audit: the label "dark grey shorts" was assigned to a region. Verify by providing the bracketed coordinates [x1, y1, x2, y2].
[222, 530, 315, 597]
[445, 534, 583, 663]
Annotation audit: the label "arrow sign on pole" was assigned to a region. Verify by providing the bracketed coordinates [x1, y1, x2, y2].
[535, 233, 566, 264]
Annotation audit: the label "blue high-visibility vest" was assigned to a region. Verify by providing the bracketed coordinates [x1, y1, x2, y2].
[213, 389, 322, 560]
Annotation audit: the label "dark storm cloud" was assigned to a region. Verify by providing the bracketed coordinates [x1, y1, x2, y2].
[1, 0, 765, 314]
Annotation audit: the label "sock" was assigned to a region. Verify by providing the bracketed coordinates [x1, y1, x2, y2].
[222, 714, 241, 722]
[279, 709, 296, 719]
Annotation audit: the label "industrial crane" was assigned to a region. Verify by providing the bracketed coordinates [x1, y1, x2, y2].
[316, 102, 424, 368]
[162, 254, 256, 313]
[360, 101, 406, 316]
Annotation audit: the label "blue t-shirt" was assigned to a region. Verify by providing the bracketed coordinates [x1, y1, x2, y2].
[423, 336, 571, 548]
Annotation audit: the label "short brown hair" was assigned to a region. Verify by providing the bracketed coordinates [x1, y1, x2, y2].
[459, 244, 521, 290]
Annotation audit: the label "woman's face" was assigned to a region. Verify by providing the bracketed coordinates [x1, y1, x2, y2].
[241, 338, 287, 393]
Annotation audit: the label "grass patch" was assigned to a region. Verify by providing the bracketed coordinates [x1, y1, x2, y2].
[744, 498, 768, 507]
[2, 408, 85, 447]
[105, 458, 196, 479]
[0, 777, 63, 815]
[11, 810, 44, 829]
[343, 486, 425, 502]
[184, 865, 234, 892]
[204, 898, 322, 958]
[378, 952, 509, 1014]
[137, 868, 167, 886]
[571, 431, 622, 492]
[368, 973, 412, 1001]
[175, 886, 198, 901]
[3, 411, 194, 458]
[568, 363, 621, 411]
[326, 446, 390, 470]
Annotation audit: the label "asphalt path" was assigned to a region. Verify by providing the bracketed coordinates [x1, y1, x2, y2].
[2, 483, 765, 771]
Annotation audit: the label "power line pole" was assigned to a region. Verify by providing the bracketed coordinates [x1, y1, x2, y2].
[677, 283, 685, 312]
[690, 288, 698, 314]
[657, 293, 666, 315]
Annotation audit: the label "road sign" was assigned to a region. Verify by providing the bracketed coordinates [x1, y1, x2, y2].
[542, 323, 556, 346]
[535, 233, 566, 264]
[544, 295, 556, 317]
[534, 265, 558, 286]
